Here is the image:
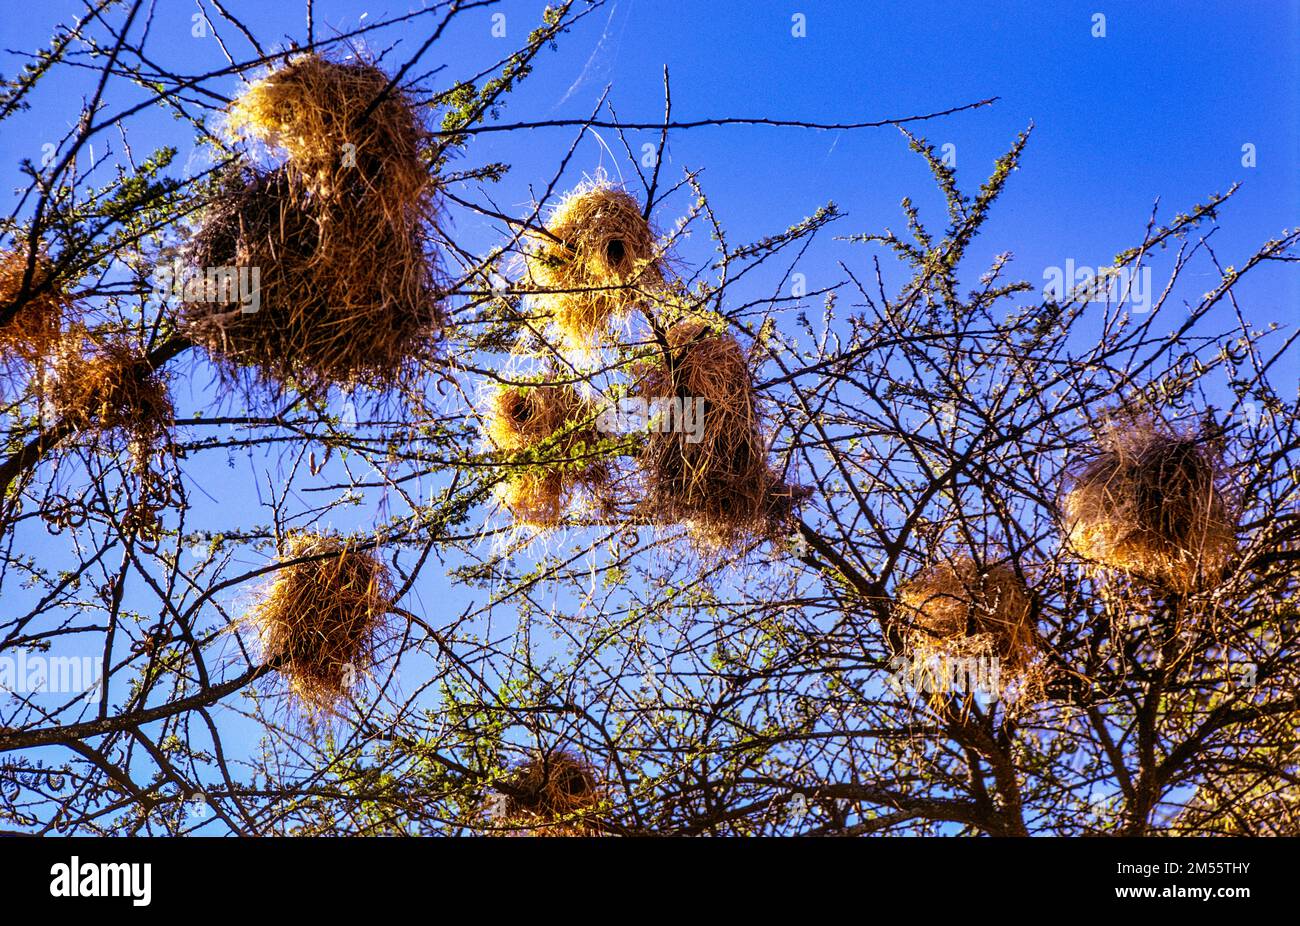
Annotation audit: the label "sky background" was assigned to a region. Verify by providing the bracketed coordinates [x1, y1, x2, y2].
[1, 0, 1297, 830]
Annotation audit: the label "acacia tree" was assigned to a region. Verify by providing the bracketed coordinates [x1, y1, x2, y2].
[0, 1, 1296, 836]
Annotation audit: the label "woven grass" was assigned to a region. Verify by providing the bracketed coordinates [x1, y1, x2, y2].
[522, 181, 662, 350]
[498, 750, 604, 836]
[635, 315, 794, 551]
[0, 247, 69, 374]
[47, 328, 172, 445]
[225, 53, 430, 209]
[246, 532, 394, 717]
[1062, 420, 1236, 593]
[484, 383, 607, 528]
[189, 53, 441, 393]
[895, 558, 1043, 708]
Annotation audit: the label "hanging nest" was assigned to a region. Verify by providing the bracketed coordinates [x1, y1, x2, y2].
[189, 52, 442, 393]
[484, 383, 608, 528]
[184, 164, 439, 392]
[47, 328, 173, 446]
[225, 53, 432, 209]
[0, 247, 69, 375]
[522, 181, 663, 350]
[634, 316, 797, 551]
[245, 532, 395, 717]
[894, 558, 1042, 706]
[496, 750, 605, 836]
[1062, 420, 1236, 593]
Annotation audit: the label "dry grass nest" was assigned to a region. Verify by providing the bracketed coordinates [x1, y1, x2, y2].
[498, 750, 604, 836]
[1, 247, 70, 374]
[894, 558, 1045, 710]
[522, 181, 663, 350]
[1062, 420, 1236, 593]
[484, 382, 608, 528]
[225, 53, 431, 209]
[187, 53, 442, 393]
[47, 328, 173, 446]
[246, 532, 395, 716]
[634, 316, 801, 552]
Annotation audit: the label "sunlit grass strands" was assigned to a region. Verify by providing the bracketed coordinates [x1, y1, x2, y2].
[1062, 420, 1237, 594]
[245, 533, 395, 717]
[225, 53, 433, 211]
[522, 182, 663, 350]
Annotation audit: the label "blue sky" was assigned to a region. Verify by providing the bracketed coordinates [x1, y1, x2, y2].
[1, 1, 1297, 831]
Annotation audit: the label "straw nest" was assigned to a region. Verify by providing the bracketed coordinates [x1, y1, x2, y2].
[0, 248, 68, 372]
[635, 316, 796, 551]
[246, 532, 395, 716]
[484, 383, 607, 527]
[225, 53, 431, 209]
[894, 558, 1042, 708]
[497, 750, 604, 836]
[187, 53, 441, 392]
[47, 329, 173, 445]
[1062, 421, 1236, 593]
[522, 182, 663, 350]
[184, 166, 439, 391]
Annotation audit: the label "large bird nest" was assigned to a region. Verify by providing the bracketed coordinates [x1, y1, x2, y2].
[0, 247, 70, 377]
[634, 315, 797, 552]
[495, 750, 605, 836]
[245, 532, 395, 717]
[522, 181, 663, 351]
[1062, 419, 1237, 593]
[188, 53, 442, 393]
[484, 382, 608, 528]
[894, 558, 1044, 708]
[184, 165, 440, 392]
[225, 53, 432, 210]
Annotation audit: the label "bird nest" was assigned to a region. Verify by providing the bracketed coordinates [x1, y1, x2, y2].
[634, 315, 797, 552]
[245, 532, 395, 717]
[494, 750, 605, 836]
[522, 181, 663, 351]
[47, 329, 173, 449]
[1, 247, 70, 380]
[484, 382, 608, 528]
[187, 53, 442, 393]
[894, 558, 1044, 708]
[1062, 419, 1236, 593]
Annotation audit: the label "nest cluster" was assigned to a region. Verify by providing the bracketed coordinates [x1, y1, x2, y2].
[186, 55, 441, 392]
[497, 183, 803, 551]
[246, 532, 395, 716]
